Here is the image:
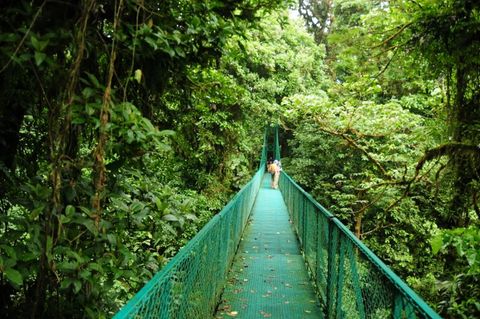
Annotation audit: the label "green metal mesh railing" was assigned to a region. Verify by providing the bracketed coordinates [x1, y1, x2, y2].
[278, 172, 441, 319]
[114, 126, 441, 319]
[113, 133, 267, 319]
[274, 124, 281, 161]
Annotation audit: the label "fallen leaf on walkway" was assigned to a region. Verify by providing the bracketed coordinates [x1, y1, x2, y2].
[219, 304, 231, 312]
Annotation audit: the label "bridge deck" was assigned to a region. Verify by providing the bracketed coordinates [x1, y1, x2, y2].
[215, 174, 323, 318]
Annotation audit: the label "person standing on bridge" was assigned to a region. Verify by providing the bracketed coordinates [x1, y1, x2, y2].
[271, 159, 281, 189]
[267, 158, 273, 173]
[267, 159, 276, 188]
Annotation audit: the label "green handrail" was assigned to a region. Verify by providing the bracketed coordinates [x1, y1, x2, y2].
[113, 126, 442, 319]
[113, 133, 267, 319]
[274, 124, 281, 161]
[271, 125, 440, 318]
[278, 171, 442, 319]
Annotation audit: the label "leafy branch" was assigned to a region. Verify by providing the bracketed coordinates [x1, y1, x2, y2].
[314, 118, 392, 179]
[416, 143, 480, 174]
[0, 0, 47, 74]
[373, 22, 413, 49]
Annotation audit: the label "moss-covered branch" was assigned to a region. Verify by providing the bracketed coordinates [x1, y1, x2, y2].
[416, 143, 480, 174]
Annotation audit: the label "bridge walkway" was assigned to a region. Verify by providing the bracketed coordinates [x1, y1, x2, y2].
[215, 174, 323, 318]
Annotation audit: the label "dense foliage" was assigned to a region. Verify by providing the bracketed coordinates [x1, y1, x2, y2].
[286, 0, 480, 317]
[0, 1, 292, 317]
[0, 0, 478, 318]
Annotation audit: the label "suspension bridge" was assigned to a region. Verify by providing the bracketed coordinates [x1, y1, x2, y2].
[113, 127, 442, 319]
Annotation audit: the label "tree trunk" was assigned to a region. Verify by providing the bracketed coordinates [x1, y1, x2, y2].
[449, 63, 478, 226]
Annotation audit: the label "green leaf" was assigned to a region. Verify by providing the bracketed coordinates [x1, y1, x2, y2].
[3, 258, 16, 269]
[126, 129, 135, 143]
[82, 87, 95, 99]
[158, 130, 176, 136]
[4, 268, 23, 286]
[85, 72, 101, 88]
[130, 200, 144, 212]
[82, 219, 97, 235]
[1, 244, 17, 259]
[466, 252, 477, 267]
[60, 278, 74, 290]
[57, 261, 79, 271]
[145, 37, 158, 50]
[18, 252, 37, 262]
[88, 262, 103, 272]
[160, 45, 176, 57]
[79, 269, 91, 280]
[60, 215, 71, 224]
[430, 234, 443, 255]
[175, 46, 186, 58]
[107, 234, 117, 246]
[0, 33, 19, 42]
[163, 214, 179, 222]
[155, 198, 168, 212]
[73, 280, 82, 293]
[134, 69, 142, 83]
[65, 205, 75, 216]
[184, 213, 198, 221]
[31, 35, 49, 51]
[34, 51, 47, 66]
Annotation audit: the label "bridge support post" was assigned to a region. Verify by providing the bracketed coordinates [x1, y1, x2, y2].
[326, 216, 339, 318]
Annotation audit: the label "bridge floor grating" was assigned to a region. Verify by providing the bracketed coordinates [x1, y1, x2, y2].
[215, 174, 323, 319]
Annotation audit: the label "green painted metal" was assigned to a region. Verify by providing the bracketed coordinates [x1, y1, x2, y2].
[215, 174, 324, 318]
[113, 133, 267, 319]
[114, 126, 442, 319]
[264, 125, 281, 161]
[274, 124, 281, 161]
[279, 171, 442, 319]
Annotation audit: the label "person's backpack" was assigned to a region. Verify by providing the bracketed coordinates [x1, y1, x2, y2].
[268, 163, 276, 174]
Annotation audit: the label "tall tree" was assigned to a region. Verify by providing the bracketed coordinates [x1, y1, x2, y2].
[386, 0, 480, 226]
[0, 1, 291, 317]
[298, 0, 333, 44]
